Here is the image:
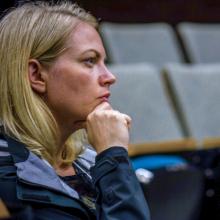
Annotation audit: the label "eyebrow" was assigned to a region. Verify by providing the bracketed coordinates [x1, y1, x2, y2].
[82, 49, 107, 61]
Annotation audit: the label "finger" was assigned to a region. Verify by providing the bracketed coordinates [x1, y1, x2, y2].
[94, 102, 112, 111]
[110, 111, 131, 127]
[122, 114, 132, 129]
[121, 113, 131, 123]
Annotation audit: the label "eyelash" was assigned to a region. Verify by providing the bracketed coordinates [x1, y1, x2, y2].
[83, 57, 97, 67]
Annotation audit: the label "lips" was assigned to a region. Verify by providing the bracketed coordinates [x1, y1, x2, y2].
[99, 92, 110, 102]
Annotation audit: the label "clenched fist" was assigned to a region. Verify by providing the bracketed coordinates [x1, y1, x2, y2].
[86, 102, 131, 154]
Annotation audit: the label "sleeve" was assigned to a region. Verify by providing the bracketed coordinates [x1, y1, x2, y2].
[90, 147, 150, 220]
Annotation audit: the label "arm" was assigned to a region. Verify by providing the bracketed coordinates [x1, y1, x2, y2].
[91, 147, 150, 220]
[86, 102, 150, 220]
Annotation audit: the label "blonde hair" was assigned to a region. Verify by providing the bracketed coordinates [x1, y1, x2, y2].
[0, 1, 98, 166]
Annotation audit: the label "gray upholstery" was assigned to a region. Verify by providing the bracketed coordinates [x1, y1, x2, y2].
[178, 23, 220, 63]
[108, 63, 183, 144]
[100, 22, 183, 65]
[164, 63, 220, 141]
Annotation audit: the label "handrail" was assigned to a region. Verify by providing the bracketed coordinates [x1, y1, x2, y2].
[0, 199, 10, 218]
[128, 138, 197, 157]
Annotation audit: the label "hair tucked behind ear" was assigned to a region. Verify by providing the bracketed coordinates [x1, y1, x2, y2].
[0, 1, 98, 166]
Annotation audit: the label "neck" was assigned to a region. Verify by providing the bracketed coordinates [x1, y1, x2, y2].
[54, 163, 76, 177]
[57, 120, 87, 149]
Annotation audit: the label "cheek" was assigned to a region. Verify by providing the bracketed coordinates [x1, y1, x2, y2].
[50, 64, 89, 92]
[66, 74, 98, 106]
[50, 68, 97, 107]
[69, 73, 93, 94]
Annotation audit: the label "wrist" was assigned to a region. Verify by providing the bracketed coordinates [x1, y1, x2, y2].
[95, 146, 128, 162]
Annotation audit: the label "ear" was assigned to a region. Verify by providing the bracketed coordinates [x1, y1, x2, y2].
[28, 59, 48, 94]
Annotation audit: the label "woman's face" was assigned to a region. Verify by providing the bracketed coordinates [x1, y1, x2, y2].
[44, 22, 116, 132]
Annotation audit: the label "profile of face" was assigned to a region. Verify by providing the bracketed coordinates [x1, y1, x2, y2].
[29, 21, 116, 133]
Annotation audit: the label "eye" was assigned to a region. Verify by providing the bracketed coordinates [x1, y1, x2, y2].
[83, 57, 97, 67]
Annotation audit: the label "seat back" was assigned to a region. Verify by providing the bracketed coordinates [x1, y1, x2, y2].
[178, 23, 220, 63]
[109, 63, 183, 144]
[164, 63, 220, 142]
[101, 22, 183, 65]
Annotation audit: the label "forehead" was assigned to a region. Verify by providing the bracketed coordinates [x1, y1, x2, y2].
[66, 21, 105, 55]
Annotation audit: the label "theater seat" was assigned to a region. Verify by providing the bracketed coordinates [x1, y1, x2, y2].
[101, 22, 183, 65]
[142, 166, 204, 220]
[178, 23, 220, 63]
[164, 63, 220, 147]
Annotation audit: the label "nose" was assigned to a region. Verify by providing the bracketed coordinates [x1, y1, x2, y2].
[99, 66, 116, 87]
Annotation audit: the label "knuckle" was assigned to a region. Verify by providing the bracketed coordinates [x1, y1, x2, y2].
[87, 114, 92, 121]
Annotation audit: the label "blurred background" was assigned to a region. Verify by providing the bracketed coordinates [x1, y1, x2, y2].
[2, 0, 220, 23]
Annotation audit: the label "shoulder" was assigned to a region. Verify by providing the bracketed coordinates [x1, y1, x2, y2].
[0, 136, 18, 205]
[0, 135, 10, 156]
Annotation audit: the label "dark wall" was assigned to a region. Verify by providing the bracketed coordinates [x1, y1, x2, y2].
[2, 0, 220, 25]
[76, 0, 220, 24]
[0, 0, 16, 13]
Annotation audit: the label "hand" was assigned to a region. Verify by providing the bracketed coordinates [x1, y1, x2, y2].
[86, 102, 131, 154]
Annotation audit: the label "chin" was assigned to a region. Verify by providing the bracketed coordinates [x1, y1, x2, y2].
[73, 120, 87, 131]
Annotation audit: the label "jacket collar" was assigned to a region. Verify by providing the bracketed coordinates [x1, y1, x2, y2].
[2, 133, 79, 199]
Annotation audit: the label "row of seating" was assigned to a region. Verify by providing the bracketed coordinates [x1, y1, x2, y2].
[100, 22, 220, 65]
[107, 63, 220, 220]
[108, 63, 220, 156]
[101, 22, 220, 220]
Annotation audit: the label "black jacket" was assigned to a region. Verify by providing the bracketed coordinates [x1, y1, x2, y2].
[0, 133, 150, 219]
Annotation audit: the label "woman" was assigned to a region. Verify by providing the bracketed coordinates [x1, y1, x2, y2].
[0, 1, 150, 219]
